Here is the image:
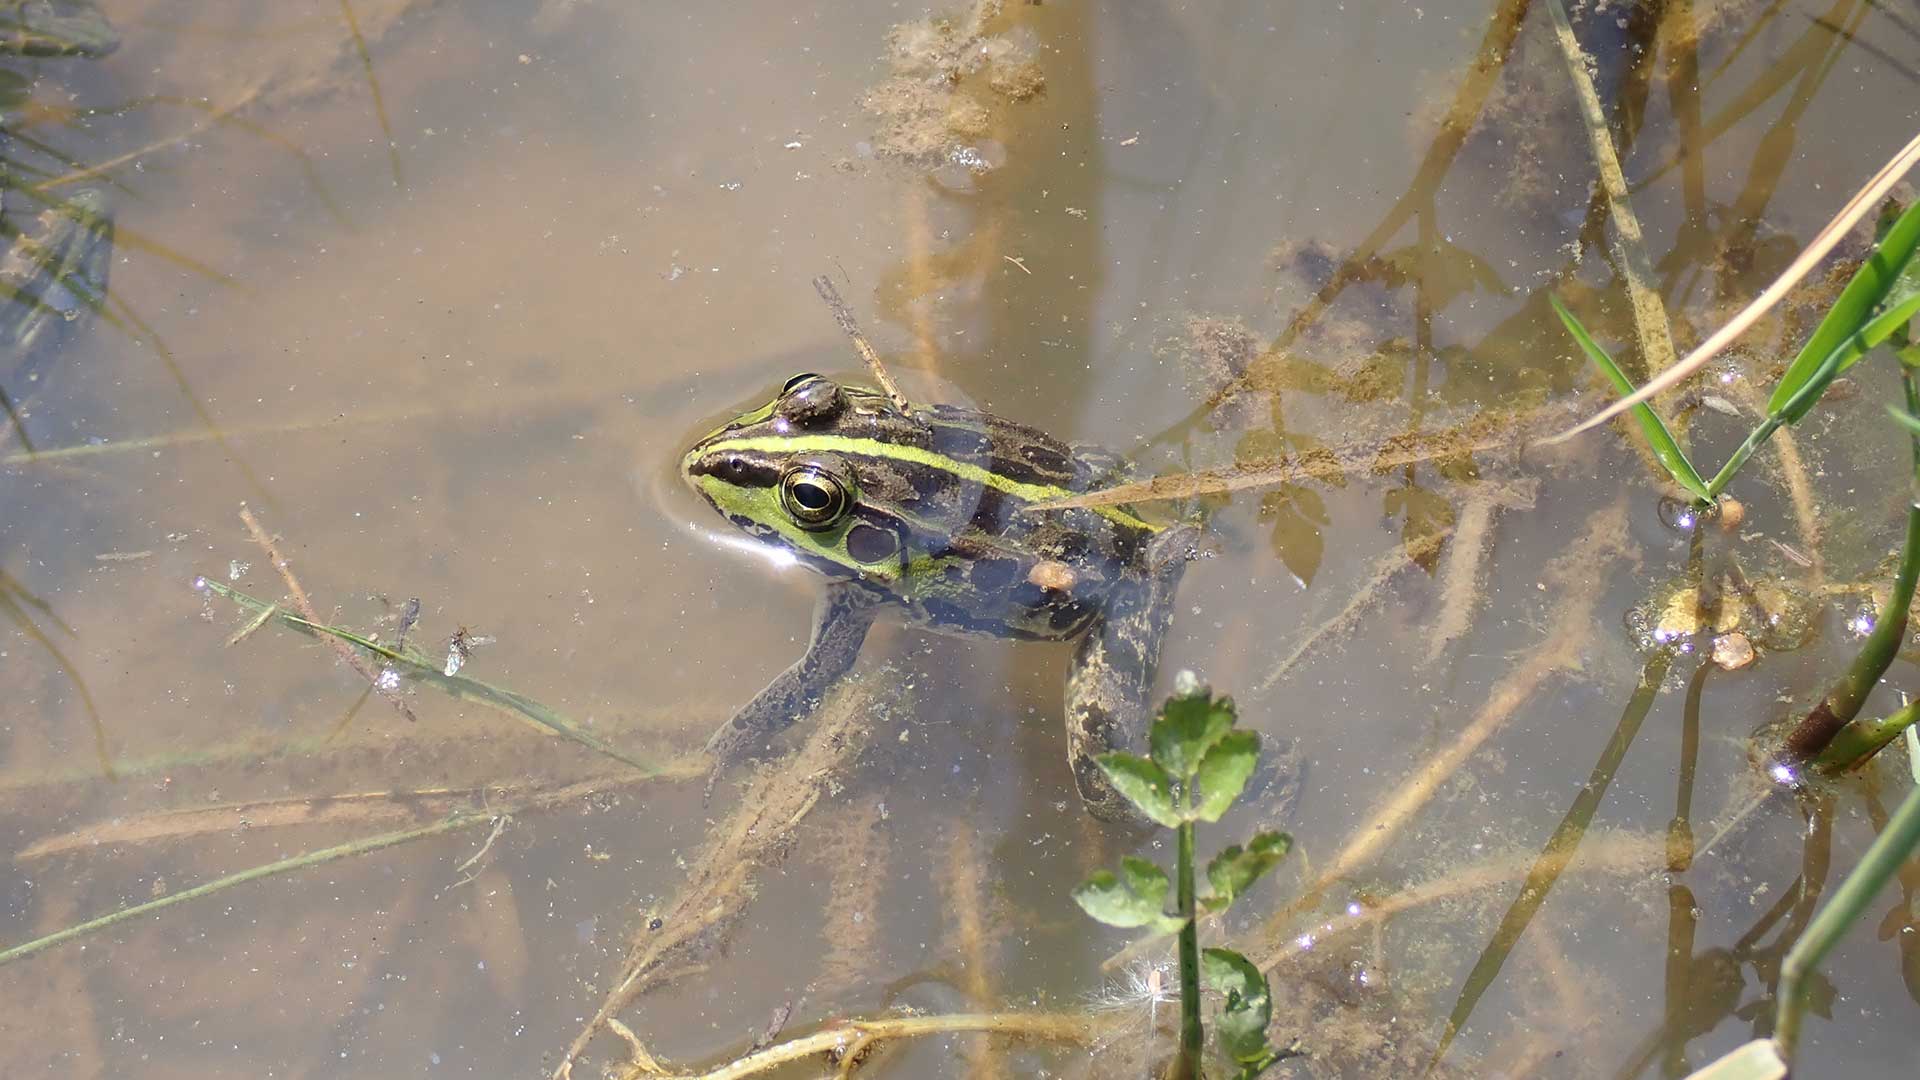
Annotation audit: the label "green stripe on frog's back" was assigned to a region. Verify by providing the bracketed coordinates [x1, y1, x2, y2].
[694, 432, 1160, 534]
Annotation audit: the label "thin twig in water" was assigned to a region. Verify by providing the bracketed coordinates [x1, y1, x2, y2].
[238, 504, 415, 721]
[448, 813, 509, 888]
[813, 275, 912, 414]
[1256, 528, 1451, 695]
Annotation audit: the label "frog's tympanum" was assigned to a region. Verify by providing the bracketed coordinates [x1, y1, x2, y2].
[681, 374, 1194, 820]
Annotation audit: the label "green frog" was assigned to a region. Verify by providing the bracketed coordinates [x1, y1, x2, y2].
[680, 373, 1197, 820]
[0, 0, 119, 57]
[1, 187, 111, 350]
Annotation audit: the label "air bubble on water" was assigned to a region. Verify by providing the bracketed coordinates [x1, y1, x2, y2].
[61, 308, 80, 323]
[1655, 496, 1699, 533]
[228, 560, 250, 581]
[376, 667, 402, 692]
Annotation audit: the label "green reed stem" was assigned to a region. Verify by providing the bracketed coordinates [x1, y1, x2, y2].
[1775, 780, 1920, 1058]
[1174, 805, 1202, 1079]
[1783, 367, 1920, 761]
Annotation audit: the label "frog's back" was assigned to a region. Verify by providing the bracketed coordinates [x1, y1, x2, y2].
[892, 401, 1156, 640]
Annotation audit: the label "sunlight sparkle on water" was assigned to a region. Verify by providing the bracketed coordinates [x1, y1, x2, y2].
[702, 528, 800, 572]
[1769, 761, 1800, 787]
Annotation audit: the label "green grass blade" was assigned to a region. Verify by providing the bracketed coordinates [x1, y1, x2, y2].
[1549, 294, 1712, 501]
[1779, 291, 1920, 424]
[197, 579, 665, 776]
[1769, 198, 1920, 415]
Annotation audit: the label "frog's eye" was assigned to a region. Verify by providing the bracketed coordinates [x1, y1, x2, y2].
[780, 462, 853, 530]
[777, 376, 847, 427]
[781, 372, 822, 394]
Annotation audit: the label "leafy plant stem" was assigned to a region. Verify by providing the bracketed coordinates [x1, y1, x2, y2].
[1783, 367, 1920, 761]
[1775, 779, 1920, 1060]
[1174, 811, 1202, 1079]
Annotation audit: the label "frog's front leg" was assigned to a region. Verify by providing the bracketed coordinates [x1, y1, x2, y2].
[704, 581, 883, 769]
[1065, 527, 1196, 821]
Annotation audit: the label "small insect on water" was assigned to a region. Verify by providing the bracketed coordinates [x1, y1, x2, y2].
[444, 625, 495, 676]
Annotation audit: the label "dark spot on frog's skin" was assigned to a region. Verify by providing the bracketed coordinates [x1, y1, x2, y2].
[1049, 601, 1089, 631]
[1010, 581, 1049, 610]
[943, 564, 970, 585]
[845, 523, 899, 564]
[968, 557, 1019, 594]
[1020, 442, 1069, 473]
[922, 597, 971, 626]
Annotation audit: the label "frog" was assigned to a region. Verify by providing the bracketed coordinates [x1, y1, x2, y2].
[0, 0, 119, 58]
[0, 0, 116, 413]
[1, 185, 112, 396]
[680, 372, 1200, 821]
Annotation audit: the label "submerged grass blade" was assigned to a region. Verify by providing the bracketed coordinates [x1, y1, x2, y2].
[0, 811, 488, 967]
[1549, 294, 1711, 501]
[198, 579, 665, 776]
[1426, 651, 1671, 1069]
[1775, 781, 1920, 1059]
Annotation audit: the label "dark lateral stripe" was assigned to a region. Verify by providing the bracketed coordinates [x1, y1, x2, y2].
[697, 434, 1159, 532]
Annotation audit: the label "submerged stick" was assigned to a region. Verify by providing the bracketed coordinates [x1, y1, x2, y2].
[814, 275, 912, 414]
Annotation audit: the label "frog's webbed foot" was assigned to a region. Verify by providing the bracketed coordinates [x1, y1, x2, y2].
[1065, 525, 1199, 822]
[701, 582, 881, 799]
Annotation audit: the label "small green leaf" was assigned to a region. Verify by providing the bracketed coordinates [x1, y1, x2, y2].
[1095, 753, 1182, 827]
[1203, 948, 1274, 1064]
[1549, 294, 1711, 502]
[1889, 405, 1920, 438]
[1192, 730, 1261, 822]
[1073, 858, 1184, 934]
[1151, 687, 1236, 779]
[1771, 198, 1920, 415]
[1202, 831, 1293, 912]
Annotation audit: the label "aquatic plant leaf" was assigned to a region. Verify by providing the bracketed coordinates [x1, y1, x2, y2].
[1549, 294, 1711, 501]
[1074, 857, 1183, 933]
[1262, 483, 1327, 587]
[1151, 688, 1236, 780]
[1192, 731, 1261, 822]
[1776, 291, 1920, 424]
[1094, 752, 1181, 827]
[1201, 947, 1274, 1064]
[1769, 198, 1920, 416]
[197, 579, 663, 775]
[1202, 831, 1292, 913]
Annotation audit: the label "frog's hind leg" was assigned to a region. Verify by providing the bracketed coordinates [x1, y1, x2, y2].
[1065, 527, 1197, 821]
[704, 581, 883, 772]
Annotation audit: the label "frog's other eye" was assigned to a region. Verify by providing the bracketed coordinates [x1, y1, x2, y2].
[779, 462, 853, 530]
[777, 375, 846, 427]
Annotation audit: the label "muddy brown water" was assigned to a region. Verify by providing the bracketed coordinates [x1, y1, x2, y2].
[3, 1, 1919, 1076]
